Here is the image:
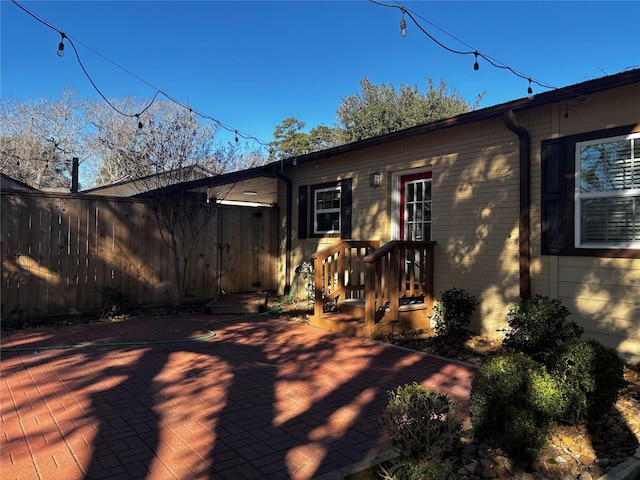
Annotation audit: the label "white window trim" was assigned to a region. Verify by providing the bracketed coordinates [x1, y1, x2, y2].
[313, 185, 342, 234]
[391, 167, 432, 240]
[574, 132, 640, 249]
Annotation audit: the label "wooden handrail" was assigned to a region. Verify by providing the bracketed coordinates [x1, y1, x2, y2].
[312, 241, 380, 318]
[311, 240, 381, 261]
[364, 240, 437, 264]
[365, 241, 437, 333]
[313, 240, 436, 336]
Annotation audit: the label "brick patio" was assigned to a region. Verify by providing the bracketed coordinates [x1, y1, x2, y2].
[1, 314, 475, 480]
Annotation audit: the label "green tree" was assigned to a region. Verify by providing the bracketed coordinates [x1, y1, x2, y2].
[268, 78, 483, 160]
[336, 78, 483, 144]
[268, 117, 338, 161]
[308, 125, 339, 152]
[268, 117, 308, 160]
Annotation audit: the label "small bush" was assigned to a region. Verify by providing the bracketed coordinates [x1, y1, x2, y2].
[97, 286, 130, 318]
[379, 458, 454, 480]
[503, 295, 583, 359]
[380, 382, 462, 462]
[547, 339, 627, 423]
[470, 353, 562, 462]
[432, 287, 478, 342]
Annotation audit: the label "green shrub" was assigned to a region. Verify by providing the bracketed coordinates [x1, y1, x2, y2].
[97, 286, 130, 318]
[379, 459, 454, 480]
[432, 287, 478, 342]
[470, 353, 562, 462]
[503, 295, 583, 359]
[380, 382, 462, 462]
[547, 339, 627, 422]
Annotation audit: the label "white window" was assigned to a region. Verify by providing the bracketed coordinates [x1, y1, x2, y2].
[314, 186, 341, 234]
[575, 132, 640, 248]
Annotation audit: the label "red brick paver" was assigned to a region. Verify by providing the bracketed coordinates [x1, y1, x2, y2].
[1, 315, 475, 479]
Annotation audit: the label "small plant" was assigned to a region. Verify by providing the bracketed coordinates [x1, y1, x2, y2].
[380, 382, 462, 462]
[431, 287, 478, 342]
[294, 261, 314, 300]
[379, 458, 454, 480]
[470, 353, 563, 462]
[503, 295, 583, 360]
[97, 286, 129, 318]
[547, 339, 627, 423]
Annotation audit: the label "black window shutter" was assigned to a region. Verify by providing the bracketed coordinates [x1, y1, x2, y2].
[298, 185, 308, 239]
[541, 139, 568, 255]
[341, 178, 352, 239]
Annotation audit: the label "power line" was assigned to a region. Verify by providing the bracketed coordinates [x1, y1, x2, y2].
[10, 0, 269, 145]
[369, 0, 583, 97]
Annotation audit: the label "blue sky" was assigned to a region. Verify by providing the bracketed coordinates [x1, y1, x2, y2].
[2, 1, 639, 147]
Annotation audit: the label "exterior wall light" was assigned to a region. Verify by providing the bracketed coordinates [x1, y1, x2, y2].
[370, 172, 381, 187]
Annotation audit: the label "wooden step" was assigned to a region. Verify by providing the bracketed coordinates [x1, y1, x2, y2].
[206, 293, 267, 315]
[338, 298, 432, 326]
[310, 296, 432, 338]
[309, 312, 397, 338]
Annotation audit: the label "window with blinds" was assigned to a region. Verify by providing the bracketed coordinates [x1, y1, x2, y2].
[575, 132, 640, 248]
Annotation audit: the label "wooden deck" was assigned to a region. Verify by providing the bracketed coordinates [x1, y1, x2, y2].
[309, 240, 436, 338]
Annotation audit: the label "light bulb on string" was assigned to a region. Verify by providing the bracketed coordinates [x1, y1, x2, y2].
[235, 131, 239, 143]
[527, 79, 534, 99]
[57, 33, 65, 57]
[135, 114, 143, 129]
[473, 52, 479, 71]
[399, 8, 407, 37]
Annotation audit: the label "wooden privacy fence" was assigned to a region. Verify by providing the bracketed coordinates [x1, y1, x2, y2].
[1, 191, 279, 321]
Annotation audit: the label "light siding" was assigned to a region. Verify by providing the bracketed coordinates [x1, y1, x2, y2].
[277, 79, 640, 360]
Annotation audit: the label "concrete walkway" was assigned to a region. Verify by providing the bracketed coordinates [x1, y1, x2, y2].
[1, 314, 475, 480]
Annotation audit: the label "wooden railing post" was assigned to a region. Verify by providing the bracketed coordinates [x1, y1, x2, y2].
[337, 244, 345, 294]
[364, 258, 376, 336]
[426, 242, 435, 316]
[388, 243, 399, 320]
[313, 254, 324, 318]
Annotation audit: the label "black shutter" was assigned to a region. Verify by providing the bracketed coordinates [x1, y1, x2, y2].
[541, 139, 567, 255]
[298, 185, 308, 239]
[340, 178, 352, 239]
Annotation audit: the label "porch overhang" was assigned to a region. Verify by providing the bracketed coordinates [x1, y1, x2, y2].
[147, 164, 281, 206]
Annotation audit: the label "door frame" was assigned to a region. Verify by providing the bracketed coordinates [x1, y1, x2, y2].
[391, 167, 433, 240]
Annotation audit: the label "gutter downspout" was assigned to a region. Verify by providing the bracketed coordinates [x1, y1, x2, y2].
[504, 109, 531, 300]
[273, 166, 293, 296]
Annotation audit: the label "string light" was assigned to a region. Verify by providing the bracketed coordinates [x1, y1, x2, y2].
[399, 8, 407, 37]
[10, 0, 269, 146]
[527, 78, 533, 98]
[369, 0, 588, 101]
[57, 32, 65, 57]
